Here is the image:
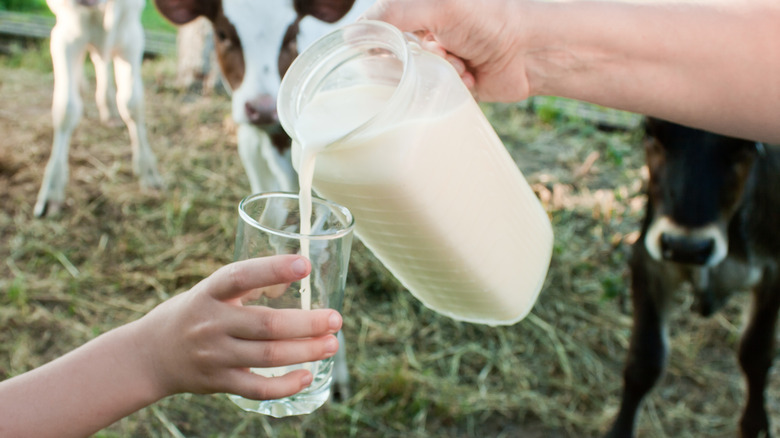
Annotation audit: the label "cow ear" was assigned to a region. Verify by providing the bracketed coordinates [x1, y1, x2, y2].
[644, 117, 671, 143]
[295, 0, 356, 23]
[154, 0, 218, 25]
[643, 117, 659, 139]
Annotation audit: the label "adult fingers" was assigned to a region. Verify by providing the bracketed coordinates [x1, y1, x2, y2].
[204, 255, 311, 302]
[360, 0, 443, 33]
[226, 307, 343, 340]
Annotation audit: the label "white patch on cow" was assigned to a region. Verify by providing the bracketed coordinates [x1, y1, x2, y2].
[222, 0, 373, 126]
[222, 0, 297, 125]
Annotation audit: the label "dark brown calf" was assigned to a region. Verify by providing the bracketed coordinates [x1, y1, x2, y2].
[606, 118, 780, 438]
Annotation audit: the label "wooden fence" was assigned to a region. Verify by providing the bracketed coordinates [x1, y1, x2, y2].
[0, 10, 176, 56]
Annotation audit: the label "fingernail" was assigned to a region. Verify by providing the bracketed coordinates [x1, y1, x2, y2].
[291, 258, 307, 276]
[325, 336, 339, 354]
[328, 312, 342, 331]
[301, 372, 313, 386]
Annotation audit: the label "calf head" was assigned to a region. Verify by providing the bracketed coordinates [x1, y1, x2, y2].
[642, 118, 759, 267]
[154, 0, 358, 148]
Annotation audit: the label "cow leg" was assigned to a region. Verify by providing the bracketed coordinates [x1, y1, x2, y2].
[330, 331, 351, 401]
[238, 125, 276, 194]
[35, 27, 86, 217]
[738, 273, 780, 438]
[606, 245, 674, 438]
[237, 125, 298, 194]
[89, 49, 120, 126]
[260, 139, 297, 193]
[112, 22, 163, 190]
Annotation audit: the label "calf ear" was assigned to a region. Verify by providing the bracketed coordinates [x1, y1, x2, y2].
[644, 117, 671, 144]
[295, 0, 356, 23]
[154, 0, 218, 25]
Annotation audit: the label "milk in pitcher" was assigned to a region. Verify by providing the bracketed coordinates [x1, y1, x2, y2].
[293, 83, 553, 325]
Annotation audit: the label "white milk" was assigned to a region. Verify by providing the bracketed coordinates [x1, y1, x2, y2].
[296, 86, 393, 310]
[293, 84, 553, 325]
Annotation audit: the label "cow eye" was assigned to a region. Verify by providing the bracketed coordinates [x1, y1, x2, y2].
[216, 29, 228, 42]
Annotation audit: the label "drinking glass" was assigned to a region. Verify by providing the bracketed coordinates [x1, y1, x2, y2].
[229, 192, 354, 417]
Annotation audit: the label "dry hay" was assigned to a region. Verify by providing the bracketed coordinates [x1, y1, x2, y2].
[1, 43, 778, 438]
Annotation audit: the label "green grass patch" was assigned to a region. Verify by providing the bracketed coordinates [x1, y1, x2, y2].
[0, 0, 47, 13]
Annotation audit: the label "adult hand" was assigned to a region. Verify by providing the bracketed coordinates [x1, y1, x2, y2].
[362, 0, 531, 102]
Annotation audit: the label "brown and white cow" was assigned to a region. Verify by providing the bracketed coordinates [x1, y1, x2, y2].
[606, 118, 780, 438]
[153, 0, 373, 195]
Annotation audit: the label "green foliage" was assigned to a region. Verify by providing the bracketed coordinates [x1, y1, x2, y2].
[0, 0, 48, 12]
[600, 274, 625, 301]
[0, 40, 52, 72]
[141, 1, 176, 33]
[6, 276, 28, 308]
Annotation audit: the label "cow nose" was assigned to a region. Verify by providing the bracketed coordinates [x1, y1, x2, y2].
[244, 96, 278, 126]
[659, 233, 715, 265]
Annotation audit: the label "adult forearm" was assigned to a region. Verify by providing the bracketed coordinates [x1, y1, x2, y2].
[0, 320, 163, 438]
[523, 0, 780, 142]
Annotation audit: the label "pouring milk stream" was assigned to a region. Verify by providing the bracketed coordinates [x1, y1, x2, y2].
[285, 21, 553, 325]
[296, 85, 392, 310]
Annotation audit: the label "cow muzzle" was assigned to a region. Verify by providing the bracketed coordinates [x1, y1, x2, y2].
[644, 216, 728, 267]
[244, 95, 278, 127]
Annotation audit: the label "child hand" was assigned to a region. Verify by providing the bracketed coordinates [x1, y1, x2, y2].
[134, 255, 343, 401]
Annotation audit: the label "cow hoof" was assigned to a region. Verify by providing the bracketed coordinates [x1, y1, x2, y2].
[34, 199, 62, 218]
[101, 116, 124, 128]
[331, 382, 351, 402]
[139, 169, 165, 191]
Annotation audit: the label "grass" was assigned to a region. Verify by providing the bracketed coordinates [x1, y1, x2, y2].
[1, 40, 778, 438]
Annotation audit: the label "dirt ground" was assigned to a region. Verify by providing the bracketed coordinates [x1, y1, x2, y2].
[2, 46, 780, 437]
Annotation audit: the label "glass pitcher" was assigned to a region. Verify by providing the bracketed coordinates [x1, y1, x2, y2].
[278, 20, 553, 325]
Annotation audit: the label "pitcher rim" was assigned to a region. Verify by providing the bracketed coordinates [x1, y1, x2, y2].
[277, 20, 411, 147]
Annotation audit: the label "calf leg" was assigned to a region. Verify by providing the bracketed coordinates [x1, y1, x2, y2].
[238, 125, 277, 194]
[331, 331, 351, 401]
[260, 139, 296, 193]
[89, 49, 121, 126]
[738, 273, 780, 438]
[606, 245, 674, 438]
[35, 28, 86, 217]
[112, 23, 163, 190]
[237, 125, 297, 194]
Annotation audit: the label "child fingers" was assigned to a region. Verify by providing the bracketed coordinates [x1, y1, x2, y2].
[206, 255, 311, 301]
[226, 307, 342, 340]
[226, 369, 315, 401]
[224, 335, 340, 369]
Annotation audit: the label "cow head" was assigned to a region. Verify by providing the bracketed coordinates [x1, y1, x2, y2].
[642, 118, 759, 267]
[154, 0, 358, 133]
